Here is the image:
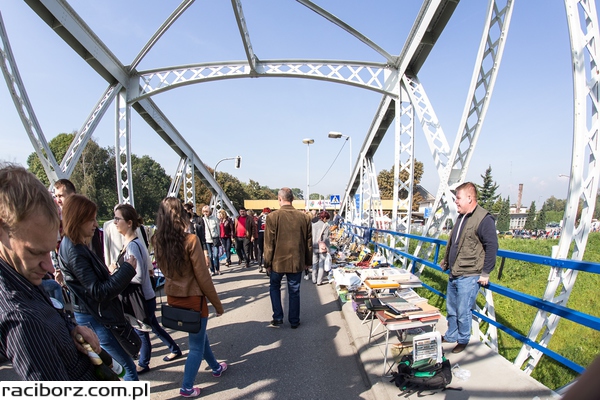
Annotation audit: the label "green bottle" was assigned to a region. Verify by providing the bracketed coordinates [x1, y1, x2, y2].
[76, 334, 121, 381]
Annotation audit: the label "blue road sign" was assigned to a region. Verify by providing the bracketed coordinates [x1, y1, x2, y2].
[330, 195, 341, 205]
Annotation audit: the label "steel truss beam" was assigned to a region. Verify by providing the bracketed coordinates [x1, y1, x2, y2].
[340, 0, 458, 215]
[116, 89, 134, 205]
[18, 0, 235, 214]
[514, 0, 600, 375]
[134, 61, 395, 102]
[0, 11, 61, 183]
[390, 85, 414, 265]
[419, 0, 514, 248]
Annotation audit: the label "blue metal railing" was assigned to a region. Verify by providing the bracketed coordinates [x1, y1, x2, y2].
[338, 222, 600, 374]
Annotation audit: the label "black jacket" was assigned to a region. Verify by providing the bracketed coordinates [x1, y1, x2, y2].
[190, 214, 207, 250]
[58, 236, 135, 324]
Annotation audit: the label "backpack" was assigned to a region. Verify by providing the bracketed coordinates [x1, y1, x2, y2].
[391, 354, 459, 397]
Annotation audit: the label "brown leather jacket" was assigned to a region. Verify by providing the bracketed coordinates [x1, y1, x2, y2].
[263, 205, 312, 274]
[162, 234, 223, 314]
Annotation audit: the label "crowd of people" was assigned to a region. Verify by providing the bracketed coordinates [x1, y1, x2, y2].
[0, 164, 342, 398]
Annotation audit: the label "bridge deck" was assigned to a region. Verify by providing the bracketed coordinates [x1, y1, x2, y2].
[0, 260, 559, 399]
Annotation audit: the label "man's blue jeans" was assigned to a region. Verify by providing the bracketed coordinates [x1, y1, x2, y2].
[269, 271, 302, 325]
[136, 297, 181, 368]
[181, 317, 220, 390]
[74, 312, 138, 381]
[445, 275, 480, 345]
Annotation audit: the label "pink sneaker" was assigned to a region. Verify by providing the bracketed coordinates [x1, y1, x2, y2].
[212, 362, 228, 377]
[180, 387, 201, 397]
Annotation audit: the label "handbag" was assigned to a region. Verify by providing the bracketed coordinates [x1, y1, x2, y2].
[120, 283, 153, 332]
[212, 237, 222, 247]
[117, 241, 153, 332]
[324, 253, 332, 272]
[107, 322, 142, 357]
[317, 223, 328, 253]
[161, 304, 201, 333]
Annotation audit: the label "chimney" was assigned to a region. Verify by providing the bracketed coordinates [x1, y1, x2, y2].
[516, 183, 523, 213]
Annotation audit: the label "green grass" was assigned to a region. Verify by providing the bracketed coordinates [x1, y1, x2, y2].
[407, 233, 600, 390]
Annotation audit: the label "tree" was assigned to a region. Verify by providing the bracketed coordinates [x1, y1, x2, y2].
[536, 202, 547, 230]
[496, 197, 510, 232]
[27, 133, 114, 218]
[27, 132, 74, 186]
[524, 201, 537, 230]
[546, 196, 566, 212]
[292, 188, 304, 200]
[377, 160, 424, 211]
[129, 155, 171, 224]
[475, 165, 500, 212]
[242, 180, 277, 200]
[491, 197, 504, 214]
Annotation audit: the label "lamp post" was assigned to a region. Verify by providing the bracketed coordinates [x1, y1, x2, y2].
[214, 156, 241, 179]
[302, 138, 314, 208]
[328, 131, 352, 180]
[212, 156, 241, 210]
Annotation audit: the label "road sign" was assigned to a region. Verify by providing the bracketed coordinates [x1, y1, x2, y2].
[330, 195, 341, 205]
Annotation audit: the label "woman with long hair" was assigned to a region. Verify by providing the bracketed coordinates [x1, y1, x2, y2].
[59, 194, 139, 381]
[112, 204, 182, 374]
[152, 197, 227, 398]
[218, 209, 233, 267]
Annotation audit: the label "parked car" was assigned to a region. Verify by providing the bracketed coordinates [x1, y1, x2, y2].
[498, 231, 513, 239]
[515, 232, 531, 239]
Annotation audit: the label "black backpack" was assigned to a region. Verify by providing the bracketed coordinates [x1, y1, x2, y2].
[391, 354, 460, 397]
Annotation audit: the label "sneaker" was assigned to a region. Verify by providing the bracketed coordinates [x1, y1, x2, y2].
[180, 387, 201, 398]
[212, 362, 228, 377]
[303, 274, 310, 281]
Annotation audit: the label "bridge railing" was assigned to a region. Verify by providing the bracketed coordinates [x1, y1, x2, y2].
[337, 222, 600, 376]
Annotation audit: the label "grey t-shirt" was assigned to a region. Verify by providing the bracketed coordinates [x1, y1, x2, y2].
[125, 238, 155, 300]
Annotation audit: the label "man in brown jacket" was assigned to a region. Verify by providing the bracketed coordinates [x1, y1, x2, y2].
[264, 187, 312, 329]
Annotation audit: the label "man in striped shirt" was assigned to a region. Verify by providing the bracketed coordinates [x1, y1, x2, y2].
[0, 164, 98, 380]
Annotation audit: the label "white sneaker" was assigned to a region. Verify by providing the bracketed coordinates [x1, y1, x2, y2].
[303, 274, 309, 280]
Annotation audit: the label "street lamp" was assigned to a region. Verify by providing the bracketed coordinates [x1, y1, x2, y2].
[302, 138, 314, 208]
[328, 131, 352, 180]
[213, 156, 241, 179]
[212, 156, 241, 211]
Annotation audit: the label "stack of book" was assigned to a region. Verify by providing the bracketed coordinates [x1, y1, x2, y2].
[379, 297, 441, 323]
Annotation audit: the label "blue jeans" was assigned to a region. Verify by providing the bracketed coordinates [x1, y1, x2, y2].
[206, 242, 219, 273]
[445, 275, 480, 344]
[181, 317, 220, 390]
[74, 312, 139, 381]
[221, 237, 232, 264]
[269, 271, 302, 325]
[41, 279, 64, 305]
[136, 297, 181, 368]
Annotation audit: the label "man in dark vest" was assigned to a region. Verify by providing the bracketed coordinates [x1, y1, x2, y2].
[441, 182, 498, 353]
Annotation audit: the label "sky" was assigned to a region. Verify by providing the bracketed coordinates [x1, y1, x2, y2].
[0, 0, 590, 207]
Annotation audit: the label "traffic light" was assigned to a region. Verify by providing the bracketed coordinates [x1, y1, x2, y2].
[235, 156, 241, 169]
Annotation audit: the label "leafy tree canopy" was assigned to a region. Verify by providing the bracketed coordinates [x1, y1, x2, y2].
[377, 160, 424, 211]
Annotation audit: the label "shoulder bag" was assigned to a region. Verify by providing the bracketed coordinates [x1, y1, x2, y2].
[318, 223, 328, 253]
[161, 304, 202, 333]
[117, 242, 152, 332]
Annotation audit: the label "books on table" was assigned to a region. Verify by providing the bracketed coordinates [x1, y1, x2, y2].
[382, 297, 422, 314]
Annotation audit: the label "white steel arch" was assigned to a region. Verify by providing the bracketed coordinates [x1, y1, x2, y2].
[1, 0, 599, 381]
